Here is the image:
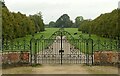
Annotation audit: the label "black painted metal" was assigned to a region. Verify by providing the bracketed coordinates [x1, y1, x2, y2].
[2, 28, 119, 65]
[60, 31, 64, 65]
[29, 29, 94, 65]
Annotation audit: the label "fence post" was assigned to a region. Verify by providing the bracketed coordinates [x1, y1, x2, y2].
[87, 35, 94, 66]
[30, 39, 32, 65]
[86, 39, 89, 65]
[30, 35, 34, 65]
[91, 39, 94, 65]
[34, 39, 37, 65]
[88, 37, 92, 65]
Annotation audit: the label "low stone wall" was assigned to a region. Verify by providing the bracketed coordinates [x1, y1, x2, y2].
[94, 51, 119, 65]
[2, 51, 29, 64]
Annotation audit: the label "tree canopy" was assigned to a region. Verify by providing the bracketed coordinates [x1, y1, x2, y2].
[48, 14, 84, 28]
[55, 14, 73, 28]
[74, 16, 84, 28]
[79, 9, 119, 38]
[49, 21, 56, 27]
[2, 5, 45, 40]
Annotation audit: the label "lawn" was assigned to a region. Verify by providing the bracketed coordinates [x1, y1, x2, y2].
[34, 28, 59, 39]
[3, 28, 59, 52]
[3, 28, 118, 53]
[64, 28, 118, 54]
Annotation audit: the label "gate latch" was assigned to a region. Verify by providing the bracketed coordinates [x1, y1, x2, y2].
[59, 50, 64, 53]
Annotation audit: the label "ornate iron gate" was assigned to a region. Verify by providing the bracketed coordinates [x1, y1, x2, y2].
[30, 29, 93, 65]
[2, 29, 119, 66]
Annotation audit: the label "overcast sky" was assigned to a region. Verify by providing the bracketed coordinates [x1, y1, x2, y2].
[4, 0, 119, 24]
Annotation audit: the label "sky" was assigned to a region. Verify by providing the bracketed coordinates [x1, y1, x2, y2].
[4, 0, 120, 24]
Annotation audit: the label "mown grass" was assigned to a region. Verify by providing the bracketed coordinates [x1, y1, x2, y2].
[64, 28, 109, 40]
[3, 28, 59, 52]
[64, 28, 118, 54]
[15, 28, 59, 41]
[3, 28, 118, 53]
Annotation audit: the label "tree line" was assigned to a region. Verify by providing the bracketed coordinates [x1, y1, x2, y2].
[48, 9, 119, 38]
[2, 1, 119, 39]
[78, 9, 120, 38]
[48, 14, 84, 28]
[2, 4, 45, 40]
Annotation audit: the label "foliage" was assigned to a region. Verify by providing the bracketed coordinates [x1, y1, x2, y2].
[48, 21, 56, 27]
[79, 9, 119, 38]
[48, 14, 84, 28]
[30, 12, 45, 33]
[2, 5, 44, 40]
[53, 14, 73, 28]
[74, 16, 84, 28]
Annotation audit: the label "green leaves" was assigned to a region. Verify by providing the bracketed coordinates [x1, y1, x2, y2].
[30, 12, 45, 33]
[55, 14, 73, 28]
[79, 9, 119, 38]
[2, 6, 44, 40]
[74, 16, 84, 28]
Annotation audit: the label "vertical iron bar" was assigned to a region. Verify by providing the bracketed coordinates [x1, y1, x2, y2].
[86, 40, 89, 65]
[30, 39, 32, 65]
[61, 31, 63, 65]
[91, 39, 94, 65]
[34, 40, 37, 64]
[42, 40, 44, 64]
[23, 38, 26, 51]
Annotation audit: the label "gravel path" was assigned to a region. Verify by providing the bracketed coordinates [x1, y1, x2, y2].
[2, 64, 118, 74]
[32, 64, 90, 74]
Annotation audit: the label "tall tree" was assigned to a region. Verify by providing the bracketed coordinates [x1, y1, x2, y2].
[74, 16, 84, 28]
[2, 5, 44, 40]
[30, 12, 45, 33]
[78, 9, 119, 38]
[55, 14, 73, 28]
[49, 21, 55, 27]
